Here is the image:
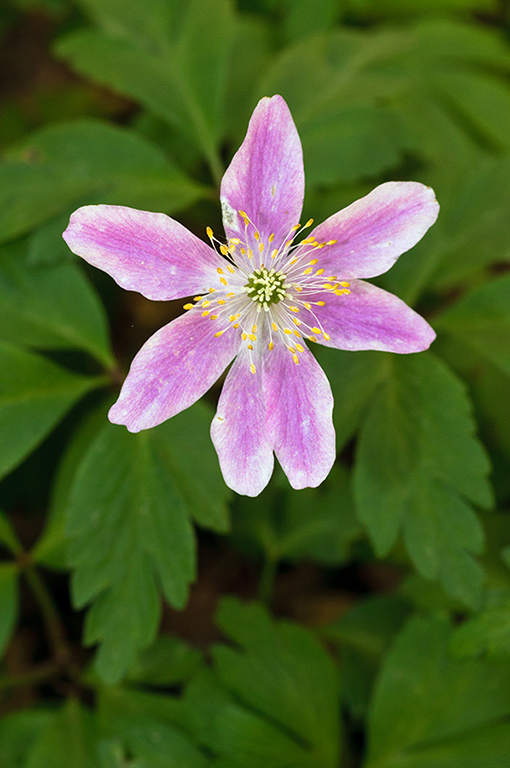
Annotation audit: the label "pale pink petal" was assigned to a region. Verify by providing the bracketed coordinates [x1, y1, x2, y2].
[300, 280, 436, 353]
[301, 182, 439, 279]
[63, 205, 224, 301]
[211, 350, 274, 497]
[109, 311, 240, 432]
[220, 95, 304, 250]
[263, 345, 335, 490]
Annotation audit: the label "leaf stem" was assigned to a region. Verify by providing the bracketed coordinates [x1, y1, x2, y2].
[22, 563, 71, 667]
[258, 556, 278, 605]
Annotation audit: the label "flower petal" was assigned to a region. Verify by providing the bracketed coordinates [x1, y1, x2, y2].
[211, 350, 274, 497]
[263, 345, 335, 490]
[109, 311, 240, 432]
[220, 95, 305, 250]
[301, 280, 436, 353]
[63, 205, 223, 301]
[303, 182, 439, 279]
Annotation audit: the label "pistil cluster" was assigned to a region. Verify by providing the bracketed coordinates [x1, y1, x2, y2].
[183, 213, 351, 373]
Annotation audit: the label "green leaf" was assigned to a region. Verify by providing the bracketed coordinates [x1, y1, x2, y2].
[354, 353, 491, 606]
[0, 710, 54, 768]
[0, 120, 206, 243]
[25, 700, 96, 768]
[126, 635, 204, 687]
[67, 402, 230, 683]
[436, 275, 510, 377]
[365, 615, 510, 768]
[316, 347, 386, 452]
[0, 342, 103, 480]
[322, 594, 412, 719]
[0, 239, 113, 367]
[56, 0, 235, 179]
[451, 589, 510, 658]
[0, 563, 18, 655]
[0, 509, 21, 554]
[210, 598, 341, 768]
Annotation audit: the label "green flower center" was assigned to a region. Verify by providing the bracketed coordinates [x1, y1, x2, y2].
[244, 267, 287, 309]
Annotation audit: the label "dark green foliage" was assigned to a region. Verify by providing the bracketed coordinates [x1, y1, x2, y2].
[2, 0, 510, 765]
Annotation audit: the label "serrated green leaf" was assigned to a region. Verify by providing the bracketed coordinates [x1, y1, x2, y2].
[451, 589, 510, 658]
[67, 401, 230, 683]
[0, 239, 113, 367]
[0, 342, 103, 480]
[26, 700, 96, 768]
[0, 710, 54, 768]
[322, 594, 412, 718]
[127, 635, 204, 687]
[0, 563, 18, 655]
[56, 0, 235, 179]
[365, 615, 510, 768]
[0, 120, 206, 243]
[211, 598, 341, 768]
[436, 275, 510, 377]
[354, 353, 491, 606]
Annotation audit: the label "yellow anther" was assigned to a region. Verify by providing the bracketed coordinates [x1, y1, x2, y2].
[226, 292, 235, 297]
[229, 315, 236, 322]
[292, 318, 301, 326]
[309, 335, 318, 343]
[305, 218, 314, 227]
[259, 242, 264, 252]
[227, 265, 236, 274]
[248, 344, 253, 350]
[183, 303, 194, 310]
[239, 210, 248, 218]
[323, 332, 331, 340]
[208, 288, 216, 293]
[291, 223, 301, 231]
[312, 327, 322, 334]
[220, 277, 227, 286]
[202, 310, 210, 317]
[254, 231, 260, 241]
[202, 301, 210, 307]
[248, 334, 257, 341]
[293, 330, 301, 338]
[284, 328, 293, 335]
[210, 314, 218, 320]
[315, 268, 325, 276]
[247, 248, 253, 259]
[285, 240, 294, 248]
[217, 299, 226, 305]
[317, 243, 326, 249]
[271, 249, 278, 259]
[272, 322, 278, 332]
[340, 281, 350, 287]
[335, 288, 351, 295]
[317, 301, 326, 306]
[251, 325, 257, 334]
[324, 283, 333, 290]
[296, 344, 304, 353]
[194, 296, 203, 301]
[288, 346, 296, 353]
[268, 341, 274, 350]
[309, 259, 319, 265]
[214, 330, 225, 337]
[233, 323, 240, 329]
[293, 354, 299, 365]
[250, 363, 256, 375]
[269, 233, 275, 243]
[217, 267, 224, 274]
[220, 244, 229, 255]
[242, 333, 248, 341]
[241, 248, 246, 255]
[304, 302, 311, 309]
[230, 238, 241, 244]
[326, 239, 338, 245]
[303, 267, 313, 275]
[289, 306, 299, 312]
[206, 226, 213, 238]
[294, 285, 303, 292]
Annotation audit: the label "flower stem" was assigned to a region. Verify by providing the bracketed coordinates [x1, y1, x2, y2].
[23, 564, 71, 666]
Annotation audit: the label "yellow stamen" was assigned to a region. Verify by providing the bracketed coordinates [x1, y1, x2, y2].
[202, 310, 210, 316]
[296, 344, 304, 353]
[183, 303, 193, 310]
[293, 354, 299, 364]
[309, 335, 318, 343]
[252, 325, 257, 334]
[303, 267, 313, 275]
[250, 363, 256, 375]
[317, 301, 325, 306]
[217, 299, 226, 305]
[315, 268, 325, 276]
[206, 226, 213, 239]
[214, 330, 225, 337]
[202, 301, 210, 307]
[227, 265, 236, 274]
[323, 332, 331, 341]
[309, 259, 319, 265]
[312, 327, 322, 334]
[272, 322, 278, 332]
[242, 333, 247, 341]
[248, 334, 257, 341]
[210, 314, 218, 320]
[284, 329, 293, 335]
[220, 277, 227, 286]
[217, 267, 224, 274]
[269, 233, 275, 243]
[268, 341, 274, 350]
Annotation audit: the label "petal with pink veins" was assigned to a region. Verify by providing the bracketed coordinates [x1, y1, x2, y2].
[63, 205, 224, 301]
[263, 345, 335, 490]
[211, 350, 274, 497]
[220, 95, 305, 250]
[109, 311, 240, 432]
[302, 182, 439, 279]
[301, 280, 436, 353]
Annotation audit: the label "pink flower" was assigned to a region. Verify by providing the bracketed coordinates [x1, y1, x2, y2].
[63, 95, 439, 497]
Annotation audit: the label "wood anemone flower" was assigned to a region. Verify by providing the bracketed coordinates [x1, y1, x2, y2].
[63, 95, 439, 496]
